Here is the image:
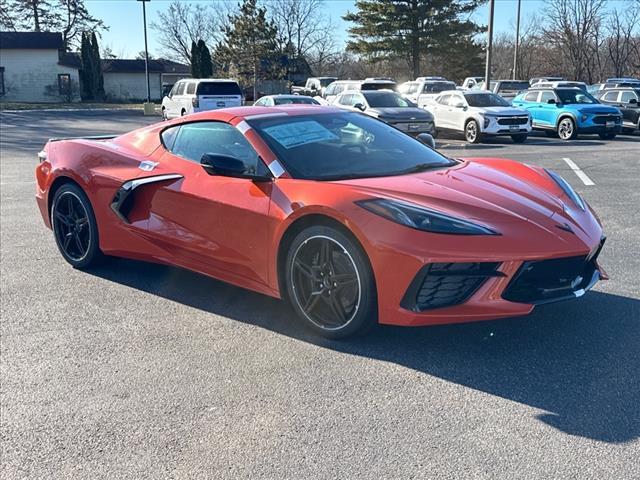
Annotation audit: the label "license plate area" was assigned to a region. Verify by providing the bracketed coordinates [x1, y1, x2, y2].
[605, 120, 614, 128]
[509, 125, 520, 131]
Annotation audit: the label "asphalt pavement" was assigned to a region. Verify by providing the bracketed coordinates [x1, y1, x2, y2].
[1, 110, 639, 479]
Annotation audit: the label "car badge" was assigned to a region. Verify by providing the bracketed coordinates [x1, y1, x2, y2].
[139, 161, 158, 172]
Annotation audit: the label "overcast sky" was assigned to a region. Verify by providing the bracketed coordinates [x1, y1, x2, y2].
[87, 0, 548, 59]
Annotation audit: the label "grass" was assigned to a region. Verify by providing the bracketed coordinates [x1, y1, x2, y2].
[0, 102, 159, 111]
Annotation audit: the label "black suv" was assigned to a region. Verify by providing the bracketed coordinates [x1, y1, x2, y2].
[596, 87, 640, 132]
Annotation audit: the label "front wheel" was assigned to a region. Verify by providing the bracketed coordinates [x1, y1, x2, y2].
[511, 133, 528, 143]
[598, 132, 616, 140]
[465, 119, 483, 143]
[51, 183, 104, 269]
[557, 117, 577, 140]
[285, 225, 377, 339]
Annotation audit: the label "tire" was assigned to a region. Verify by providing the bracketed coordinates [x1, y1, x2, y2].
[598, 132, 616, 140]
[511, 133, 527, 143]
[544, 130, 558, 138]
[285, 225, 377, 339]
[51, 183, 104, 269]
[465, 119, 483, 143]
[180, 109, 186, 117]
[557, 117, 577, 140]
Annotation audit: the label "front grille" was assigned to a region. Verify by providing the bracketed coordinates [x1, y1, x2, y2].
[502, 239, 604, 304]
[401, 262, 502, 312]
[497, 116, 529, 126]
[593, 115, 620, 124]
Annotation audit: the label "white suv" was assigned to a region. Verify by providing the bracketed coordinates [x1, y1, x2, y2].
[162, 79, 242, 119]
[398, 78, 457, 108]
[426, 90, 531, 143]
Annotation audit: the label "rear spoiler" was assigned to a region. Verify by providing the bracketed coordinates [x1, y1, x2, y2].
[47, 134, 118, 143]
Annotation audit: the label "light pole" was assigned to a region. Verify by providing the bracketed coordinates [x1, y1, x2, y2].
[484, 0, 495, 90]
[138, 0, 151, 104]
[513, 0, 521, 80]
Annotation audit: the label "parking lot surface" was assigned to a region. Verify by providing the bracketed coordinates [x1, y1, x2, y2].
[1, 110, 639, 479]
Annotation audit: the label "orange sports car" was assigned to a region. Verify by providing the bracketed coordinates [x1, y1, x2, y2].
[35, 106, 606, 338]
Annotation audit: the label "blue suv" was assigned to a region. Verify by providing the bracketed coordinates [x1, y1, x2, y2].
[512, 87, 622, 140]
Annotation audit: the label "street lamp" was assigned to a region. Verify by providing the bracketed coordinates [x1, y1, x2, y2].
[513, 0, 522, 80]
[484, 0, 495, 90]
[137, 0, 151, 106]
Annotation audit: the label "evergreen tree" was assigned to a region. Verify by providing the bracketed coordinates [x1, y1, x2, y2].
[190, 41, 202, 77]
[198, 39, 213, 78]
[214, 0, 281, 97]
[343, 0, 485, 79]
[79, 31, 104, 101]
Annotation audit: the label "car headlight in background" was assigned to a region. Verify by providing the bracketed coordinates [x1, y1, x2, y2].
[545, 169, 586, 211]
[356, 198, 499, 235]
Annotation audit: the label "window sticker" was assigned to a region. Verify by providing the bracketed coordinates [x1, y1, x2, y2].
[263, 120, 338, 149]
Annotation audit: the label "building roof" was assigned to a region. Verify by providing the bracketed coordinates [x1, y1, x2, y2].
[102, 59, 190, 74]
[58, 52, 81, 69]
[0, 31, 64, 49]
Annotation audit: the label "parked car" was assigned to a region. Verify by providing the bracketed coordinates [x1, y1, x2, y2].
[473, 80, 530, 99]
[399, 79, 457, 107]
[512, 87, 623, 140]
[530, 76, 565, 86]
[595, 87, 640, 132]
[587, 80, 640, 95]
[253, 94, 320, 106]
[461, 77, 484, 90]
[605, 77, 640, 83]
[426, 90, 531, 143]
[333, 89, 435, 136]
[291, 77, 337, 96]
[162, 79, 242, 119]
[323, 78, 397, 104]
[535, 81, 588, 91]
[36, 106, 606, 338]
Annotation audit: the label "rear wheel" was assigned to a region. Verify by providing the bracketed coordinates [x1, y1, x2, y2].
[557, 117, 577, 140]
[598, 132, 616, 140]
[511, 133, 528, 143]
[51, 183, 103, 269]
[285, 225, 376, 339]
[465, 119, 482, 143]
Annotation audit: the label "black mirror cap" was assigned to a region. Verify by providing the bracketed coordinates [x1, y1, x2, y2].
[416, 133, 435, 149]
[200, 153, 272, 182]
[630, 98, 638, 104]
[547, 98, 556, 104]
[354, 103, 366, 111]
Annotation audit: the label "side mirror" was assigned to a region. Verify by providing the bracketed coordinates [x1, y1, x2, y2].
[547, 98, 556, 104]
[353, 103, 366, 111]
[416, 133, 435, 149]
[200, 154, 272, 182]
[310, 85, 317, 91]
[629, 98, 638, 104]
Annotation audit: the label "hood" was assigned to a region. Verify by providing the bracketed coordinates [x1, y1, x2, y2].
[334, 158, 601, 248]
[571, 104, 621, 114]
[476, 106, 529, 116]
[368, 107, 433, 121]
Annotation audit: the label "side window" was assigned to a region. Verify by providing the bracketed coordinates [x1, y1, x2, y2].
[408, 83, 419, 94]
[539, 91, 556, 103]
[325, 84, 335, 96]
[620, 91, 636, 103]
[339, 94, 353, 106]
[168, 122, 261, 174]
[602, 91, 619, 102]
[186, 82, 196, 95]
[438, 94, 451, 105]
[334, 84, 345, 95]
[161, 125, 180, 150]
[448, 95, 463, 106]
[175, 82, 186, 96]
[352, 94, 365, 106]
[523, 91, 539, 102]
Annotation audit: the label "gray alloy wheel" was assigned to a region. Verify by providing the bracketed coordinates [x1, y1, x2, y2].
[465, 119, 482, 143]
[285, 225, 376, 339]
[51, 183, 103, 269]
[557, 117, 577, 140]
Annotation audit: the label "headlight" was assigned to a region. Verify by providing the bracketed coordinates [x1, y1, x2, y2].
[581, 113, 588, 122]
[545, 169, 585, 211]
[356, 198, 499, 235]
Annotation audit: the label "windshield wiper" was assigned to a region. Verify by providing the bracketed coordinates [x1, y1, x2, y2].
[397, 162, 451, 175]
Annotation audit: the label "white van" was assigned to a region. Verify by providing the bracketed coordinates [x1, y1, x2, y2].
[161, 79, 242, 119]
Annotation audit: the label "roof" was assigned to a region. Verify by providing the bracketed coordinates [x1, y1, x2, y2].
[58, 52, 81, 69]
[0, 31, 64, 49]
[102, 59, 190, 74]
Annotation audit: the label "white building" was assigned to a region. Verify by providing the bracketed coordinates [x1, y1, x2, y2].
[0, 31, 81, 103]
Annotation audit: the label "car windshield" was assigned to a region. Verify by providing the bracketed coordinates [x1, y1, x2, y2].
[424, 82, 456, 93]
[556, 89, 598, 104]
[320, 78, 336, 86]
[363, 92, 415, 107]
[274, 96, 318, 105]
[248, 112, 455, 181]
[464, 93, 510, 107]
[498, 81, 529, 92]
[361, 82, 397, 91]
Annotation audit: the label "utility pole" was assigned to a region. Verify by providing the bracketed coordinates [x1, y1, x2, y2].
[138, 0, 151, 105]
[513, 0, 521, 80]
[484, 0, 495, 90]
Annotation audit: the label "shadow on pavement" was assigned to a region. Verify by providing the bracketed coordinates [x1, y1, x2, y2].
[88, 257, 640, 444]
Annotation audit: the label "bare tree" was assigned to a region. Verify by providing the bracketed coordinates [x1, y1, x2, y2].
[268, 0, 327, 57]
[605, 7, 640, 77]
[151, 1, 231, 64]
[543, 0, 607, 82]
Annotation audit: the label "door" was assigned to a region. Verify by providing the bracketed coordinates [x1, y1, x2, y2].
[446, 93, 467, 131]
[431, 94, 451, 129]
[618, 91, 638, 127]
[146, 121, 273, 288]
[169, 81, 186, 117]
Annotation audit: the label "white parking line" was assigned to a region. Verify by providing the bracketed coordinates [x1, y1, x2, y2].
[562, 157, 595, 186]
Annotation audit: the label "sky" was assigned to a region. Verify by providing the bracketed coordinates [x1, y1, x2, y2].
[86, 0, 547, 59]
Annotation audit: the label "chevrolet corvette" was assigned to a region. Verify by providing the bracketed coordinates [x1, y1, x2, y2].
[35, 106, 606, 338]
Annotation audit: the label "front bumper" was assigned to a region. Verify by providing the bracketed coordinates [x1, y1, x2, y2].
[481, 116, 532, 135]
[391, 120, 435, 136]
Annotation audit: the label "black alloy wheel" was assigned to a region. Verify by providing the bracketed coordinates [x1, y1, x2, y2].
[285, 226, 376, 338]
[51, 183, 103, 268]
